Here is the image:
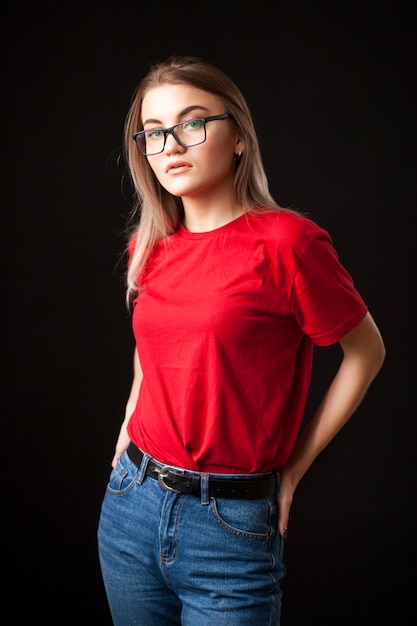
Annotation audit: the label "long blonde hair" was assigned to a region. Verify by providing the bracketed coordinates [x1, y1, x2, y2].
[123, 55, 281, 305]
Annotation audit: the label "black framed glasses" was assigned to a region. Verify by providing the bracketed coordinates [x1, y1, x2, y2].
[132, 113, 231, 156]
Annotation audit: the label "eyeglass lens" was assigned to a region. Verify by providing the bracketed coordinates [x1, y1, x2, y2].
[138, 119, 207, 155]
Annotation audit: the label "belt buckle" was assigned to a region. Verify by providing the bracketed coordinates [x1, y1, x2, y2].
[157, 465, 182, 493]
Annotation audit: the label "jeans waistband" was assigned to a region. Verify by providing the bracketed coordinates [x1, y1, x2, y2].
[127, 442, 279, 499]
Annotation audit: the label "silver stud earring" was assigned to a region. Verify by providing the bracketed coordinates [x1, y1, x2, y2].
[237, 150, 242, 158]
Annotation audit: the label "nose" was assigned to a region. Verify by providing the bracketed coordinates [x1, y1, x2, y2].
[164, 130, 186, 154]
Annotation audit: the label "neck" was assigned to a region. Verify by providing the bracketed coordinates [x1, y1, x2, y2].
[182, 198, 245, 233]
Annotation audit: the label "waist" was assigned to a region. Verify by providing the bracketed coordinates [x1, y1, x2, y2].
[127, 442, 279, 499]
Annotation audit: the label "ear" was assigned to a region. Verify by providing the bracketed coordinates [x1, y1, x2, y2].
[235, 137, 245, 157]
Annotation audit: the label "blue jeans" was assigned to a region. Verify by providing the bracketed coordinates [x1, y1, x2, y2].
[97, 450, 285, 625]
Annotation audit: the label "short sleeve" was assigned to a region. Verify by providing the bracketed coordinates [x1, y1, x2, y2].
[290, 235, 368, 346]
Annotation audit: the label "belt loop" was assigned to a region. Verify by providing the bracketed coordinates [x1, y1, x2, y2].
[136, 453, 150, 485]
[200, 473, 210, 505]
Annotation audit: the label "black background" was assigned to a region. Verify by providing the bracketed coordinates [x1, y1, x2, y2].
[3, 1, 416, 624]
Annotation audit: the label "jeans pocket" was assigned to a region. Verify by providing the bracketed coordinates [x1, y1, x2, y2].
[209, 495, 277, 540]
[105, 452, 140, 496]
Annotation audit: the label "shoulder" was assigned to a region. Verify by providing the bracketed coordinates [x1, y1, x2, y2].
[246, 208, 332, 250]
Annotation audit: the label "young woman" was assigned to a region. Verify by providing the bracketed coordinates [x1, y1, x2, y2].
[97, 55, 385, 625]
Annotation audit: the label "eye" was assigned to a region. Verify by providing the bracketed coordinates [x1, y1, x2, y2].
[181, 119, 204, 132]
[145, 129, 164, 140]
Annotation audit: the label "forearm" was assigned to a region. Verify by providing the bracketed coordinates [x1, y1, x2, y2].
[285, 313, 384, 483]
[276, 312, 385, 535]
[284, 349, 381, 483]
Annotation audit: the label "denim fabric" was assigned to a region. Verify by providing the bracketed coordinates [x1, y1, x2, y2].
[98, 450, 285, 625]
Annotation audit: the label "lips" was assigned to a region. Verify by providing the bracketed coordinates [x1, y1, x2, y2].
[166, 161, 192, 173]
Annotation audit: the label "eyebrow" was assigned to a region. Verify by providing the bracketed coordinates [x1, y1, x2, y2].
[143, 104, 210, 127]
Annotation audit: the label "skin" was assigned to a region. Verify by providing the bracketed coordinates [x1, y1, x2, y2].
[112, 83, 386, 537]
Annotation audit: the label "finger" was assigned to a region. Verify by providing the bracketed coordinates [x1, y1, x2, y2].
[278, 520, 288, 538]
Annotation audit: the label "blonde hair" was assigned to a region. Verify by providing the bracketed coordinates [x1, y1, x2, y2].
[123, 55, 281, 305]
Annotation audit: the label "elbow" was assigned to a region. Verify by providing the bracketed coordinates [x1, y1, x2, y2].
[361, 312, 387, 377]
[374, 338, 386, 375]
[366, 332, 386, 380]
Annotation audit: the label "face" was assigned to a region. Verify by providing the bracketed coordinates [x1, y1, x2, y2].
[140, 84, 242, 201]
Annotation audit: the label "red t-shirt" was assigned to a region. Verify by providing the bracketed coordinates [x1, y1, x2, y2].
[127, 210, 368, 473]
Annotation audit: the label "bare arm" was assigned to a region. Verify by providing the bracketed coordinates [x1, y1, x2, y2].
[111, 348, 143, 468]
[277, 311, 386, 536]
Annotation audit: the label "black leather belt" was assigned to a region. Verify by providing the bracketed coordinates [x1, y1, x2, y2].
[127, 442, 278, 499]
